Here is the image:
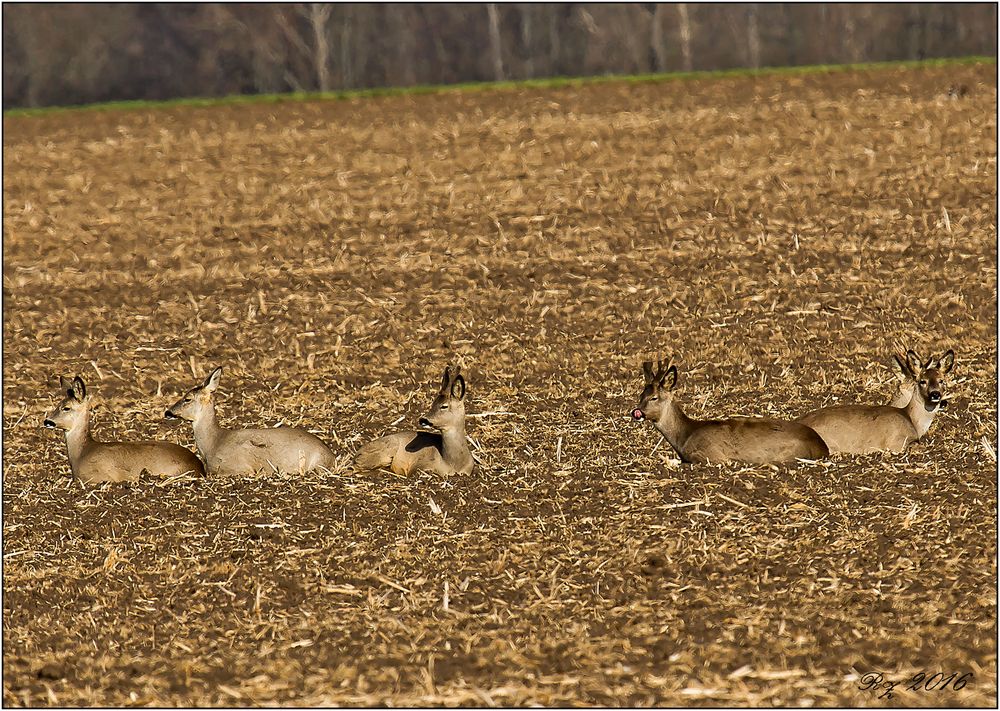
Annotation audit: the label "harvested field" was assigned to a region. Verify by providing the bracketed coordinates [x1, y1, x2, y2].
[3, 62, 997, 706]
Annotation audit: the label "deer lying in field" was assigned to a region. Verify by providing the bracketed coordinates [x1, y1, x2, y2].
[631, 359, 829, 464]
[796, 349, 953, 454]
[165, 367, 336, 476]
[44, 375, 204, 484]
[354, 364, 475, 475]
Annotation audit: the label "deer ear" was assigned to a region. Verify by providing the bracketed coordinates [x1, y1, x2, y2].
[204, 366, 222, 392]
[72, 376, 87, 401]
[939, 349, 955, 374]
[440, 366, 453, 391]
[59, 375, 74, 395]
[642, 361, 654, 383]
[451, 374, 466, 400]
[905, 350, 922, 376]
[661, 365, 678, 390]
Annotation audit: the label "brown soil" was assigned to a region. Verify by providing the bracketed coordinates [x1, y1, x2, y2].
[3, 64, 996, 706]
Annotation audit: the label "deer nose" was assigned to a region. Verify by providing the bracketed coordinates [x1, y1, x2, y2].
[631, 408, 645, 420]
[43, 419, 56, 428]
[929, 391, 941, 402]
[418, 418, 432, 428]
[164, 409, 177, 419]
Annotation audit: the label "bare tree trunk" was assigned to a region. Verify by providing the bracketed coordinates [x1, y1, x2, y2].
[275, 7, 311, 90]
[391, 7, 416, 85]
[227, 7, 283, 93]
[521, 5, 534, 78]
[353, 5, 372, 86]
[954, 10, 967, 51]
[818, 4, 830, 63]
[340, 7, 352, 88]
[11, 11, 44, 107]
[308, 3, 332, 91]
[575, 6, 599, 74]
[650, 4, 667, 72]
[746, 3, 761, 69]
[780, 3, 795, 65]
[420, 5, 447, 84]
[548, 6, 560, 74]
[906, 5, 921, 60]
[842, 5, 867, 63]
[487, 3, 504, 80]
[677, 2, 693, 71]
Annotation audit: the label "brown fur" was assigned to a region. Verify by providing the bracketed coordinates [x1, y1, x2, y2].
[44, 376, 204, 484]
[354, 365, 474, 475]
[633, 359, 828, 464]
[796, 349, 953, 454]
[165, 367, 337, 477]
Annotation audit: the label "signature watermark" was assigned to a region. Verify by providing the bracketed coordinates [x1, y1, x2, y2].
[858, 671, 973, 699]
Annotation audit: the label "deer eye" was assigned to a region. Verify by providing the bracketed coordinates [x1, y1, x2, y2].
[649, 395, 659, 401]
[440, 404, 449, 410]
[62, 406, 71, 411]
[919, 380, 927, 386]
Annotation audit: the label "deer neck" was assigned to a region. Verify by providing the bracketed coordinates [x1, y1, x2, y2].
[888, 380, 915, 408]
[64, 409, 95, 475]
[904, 387, 937, 439]
[440, 423, 472, 469]
[192, 401, 225, 459]
[653, 399, 697, 458]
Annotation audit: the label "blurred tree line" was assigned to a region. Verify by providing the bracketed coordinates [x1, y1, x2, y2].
[3, 2, 996, 109]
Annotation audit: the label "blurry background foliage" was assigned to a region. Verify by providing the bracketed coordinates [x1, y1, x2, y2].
[3, 2, 997, 109]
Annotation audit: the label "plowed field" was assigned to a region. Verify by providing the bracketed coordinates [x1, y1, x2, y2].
[3, 62, 997, 706]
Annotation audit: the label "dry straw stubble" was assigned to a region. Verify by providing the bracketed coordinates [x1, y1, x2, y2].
[2, 63, 996, 706]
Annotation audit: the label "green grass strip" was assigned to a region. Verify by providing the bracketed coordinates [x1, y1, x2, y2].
[4, 55, 994, 118]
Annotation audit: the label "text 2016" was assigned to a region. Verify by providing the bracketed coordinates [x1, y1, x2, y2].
[858, 671, 973, 699]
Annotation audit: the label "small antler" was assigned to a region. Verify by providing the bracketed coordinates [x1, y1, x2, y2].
[655, 357, 671, 383]
[894, 351, 916, 379]
[643, 356, 667, 383]
[643, 355, 673, 385]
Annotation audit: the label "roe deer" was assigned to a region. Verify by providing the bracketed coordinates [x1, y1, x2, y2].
[796, 349, 953, 454]
[354, 364, 475, 475]
[44, 375, 204, 484]
[631, 359, 829, 464]
[165, 366, 336, 476]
